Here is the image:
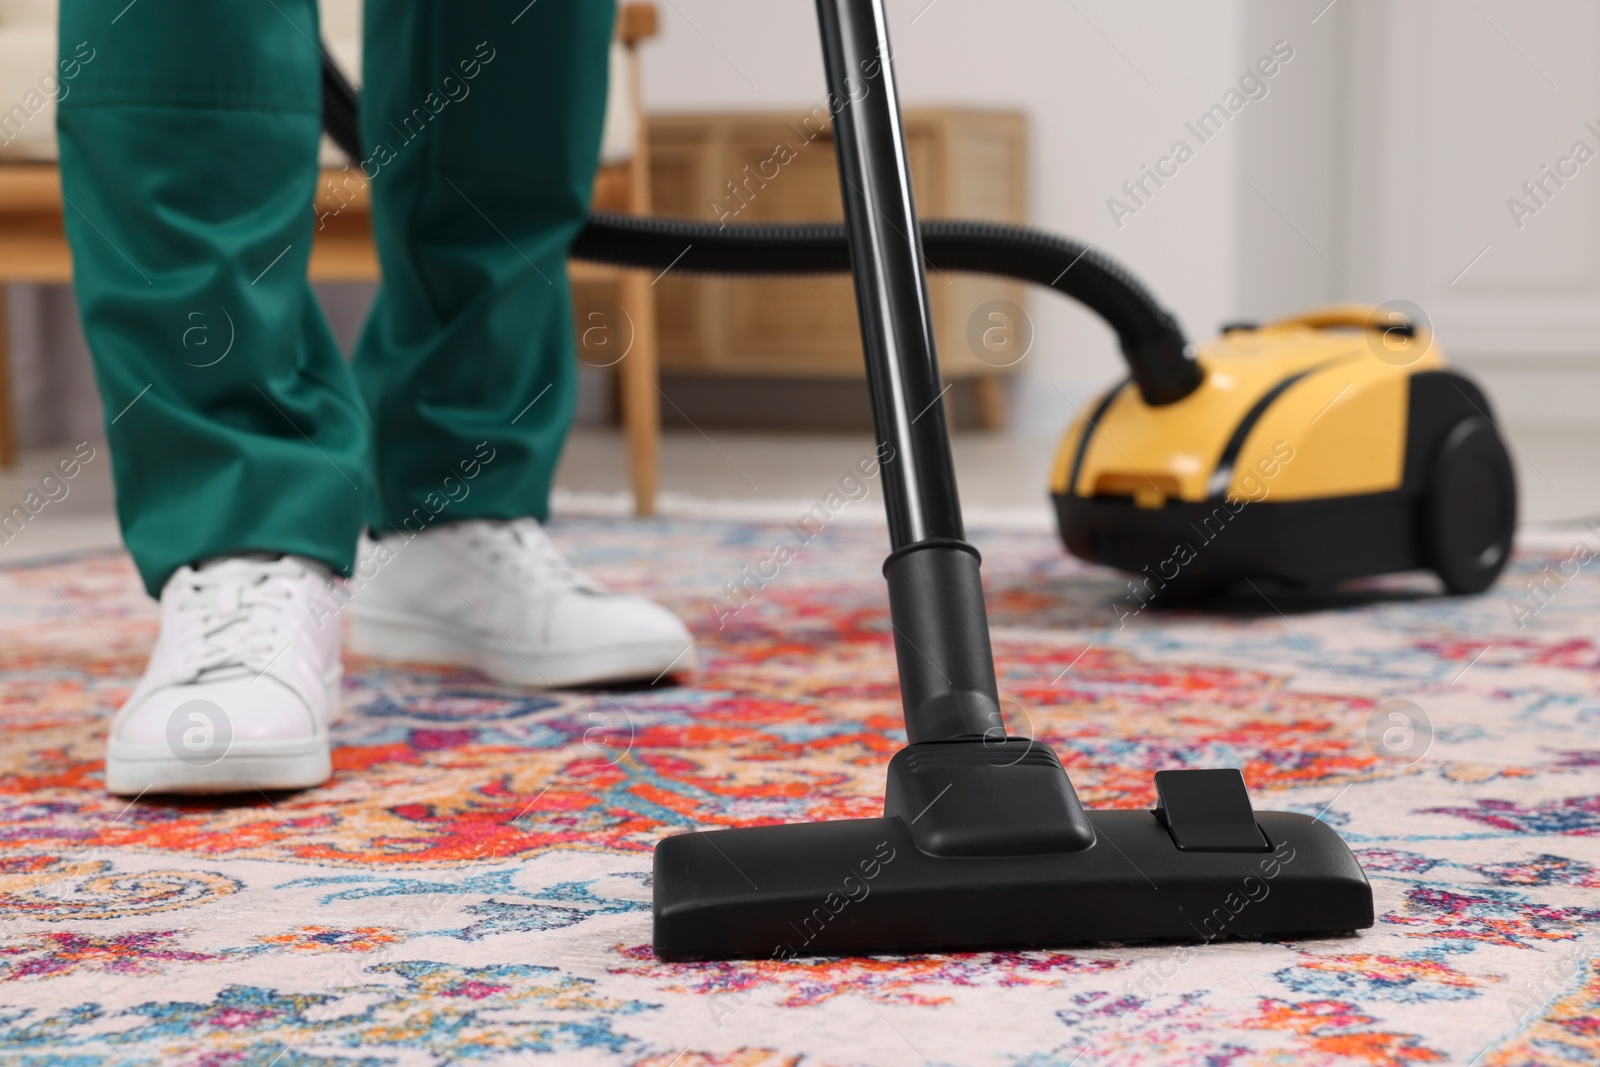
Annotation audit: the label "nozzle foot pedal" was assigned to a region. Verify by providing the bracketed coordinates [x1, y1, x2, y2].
[1154, 768, 1270, 852]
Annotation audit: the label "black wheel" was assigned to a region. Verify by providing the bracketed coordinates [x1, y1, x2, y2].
[1424, 416, 1516, 595]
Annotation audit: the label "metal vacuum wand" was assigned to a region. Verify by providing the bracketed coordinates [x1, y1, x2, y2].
[817, 0, 1004, 745]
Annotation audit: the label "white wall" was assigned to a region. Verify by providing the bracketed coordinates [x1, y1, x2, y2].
[1347, 0, 1600, 429]
[1236, 0, 1600, 430]
[1234, 0, 1353, 320]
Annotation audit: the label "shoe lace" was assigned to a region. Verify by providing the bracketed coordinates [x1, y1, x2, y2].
[468, 518, 602, 593]
[168, 559, 315, 683]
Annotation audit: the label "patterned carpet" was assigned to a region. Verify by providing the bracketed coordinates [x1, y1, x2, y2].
[1, 515, 1597, 1066]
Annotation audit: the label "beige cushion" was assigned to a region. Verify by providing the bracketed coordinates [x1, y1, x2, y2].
[0, 27, 62, 161]
[320, 0, 360, 42]
[599, 37, 635, 165]
[0, 0, 54, 27]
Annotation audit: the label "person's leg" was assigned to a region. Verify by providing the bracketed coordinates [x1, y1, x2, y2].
[59, 0, 369, 598]
[59, 0, 357, 793]
[353, 0, 612, 531]
[346, 0, 695, 688]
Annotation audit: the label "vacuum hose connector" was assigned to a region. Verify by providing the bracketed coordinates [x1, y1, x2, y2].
[1127, 335, 1204, 406]
[318, 53, 1202, 408]
[882, 541, 1002, 743]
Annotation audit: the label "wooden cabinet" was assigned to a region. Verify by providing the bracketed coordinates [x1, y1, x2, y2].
[646, 109, 1028, 425]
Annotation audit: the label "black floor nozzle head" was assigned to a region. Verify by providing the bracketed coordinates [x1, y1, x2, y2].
[653, 809, 1371, 961]
[652, 764, 1373, 962]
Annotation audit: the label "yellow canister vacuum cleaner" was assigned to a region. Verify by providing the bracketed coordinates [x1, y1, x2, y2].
[1051, 305, 1517, 602]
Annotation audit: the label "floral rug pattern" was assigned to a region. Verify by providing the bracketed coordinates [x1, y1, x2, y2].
[0, 516, 1596, 1066]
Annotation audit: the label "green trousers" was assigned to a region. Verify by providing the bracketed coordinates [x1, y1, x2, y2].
[58, 0, 613, 596]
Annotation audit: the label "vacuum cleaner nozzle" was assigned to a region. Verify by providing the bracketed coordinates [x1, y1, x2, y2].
[655, 544, 1372, 959]
[648, 0, 1374, 962]
[654, 757, 1373, 961]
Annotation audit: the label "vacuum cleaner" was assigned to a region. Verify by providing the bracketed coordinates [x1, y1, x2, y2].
[321, 2, 1382, 960]
[1053, 307, 1517, 603]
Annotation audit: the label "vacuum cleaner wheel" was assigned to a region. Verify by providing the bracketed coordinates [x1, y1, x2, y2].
[1424, 416, 1517, 595]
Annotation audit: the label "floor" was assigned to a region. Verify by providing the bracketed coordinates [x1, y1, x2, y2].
[1, 425, 1596, 567]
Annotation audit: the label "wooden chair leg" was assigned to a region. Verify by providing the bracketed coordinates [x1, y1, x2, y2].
[616, 269, 660, 518]
[971, 375, 1008, 432]
[0, 286, 14, 469]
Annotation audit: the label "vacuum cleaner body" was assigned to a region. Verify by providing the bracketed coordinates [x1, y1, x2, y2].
[1052, 306, 1518, 601]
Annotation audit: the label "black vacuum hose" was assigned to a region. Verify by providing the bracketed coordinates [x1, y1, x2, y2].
[318, 54, 1201, 406]
[319, 46, 362, 162]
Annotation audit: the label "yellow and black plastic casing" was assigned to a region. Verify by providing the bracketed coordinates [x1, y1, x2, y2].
[1051, 305, 1517, 597]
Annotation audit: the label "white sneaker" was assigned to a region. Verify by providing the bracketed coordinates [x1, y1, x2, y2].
[347, 518, 694, 688]
[105, 555, 340, 796]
